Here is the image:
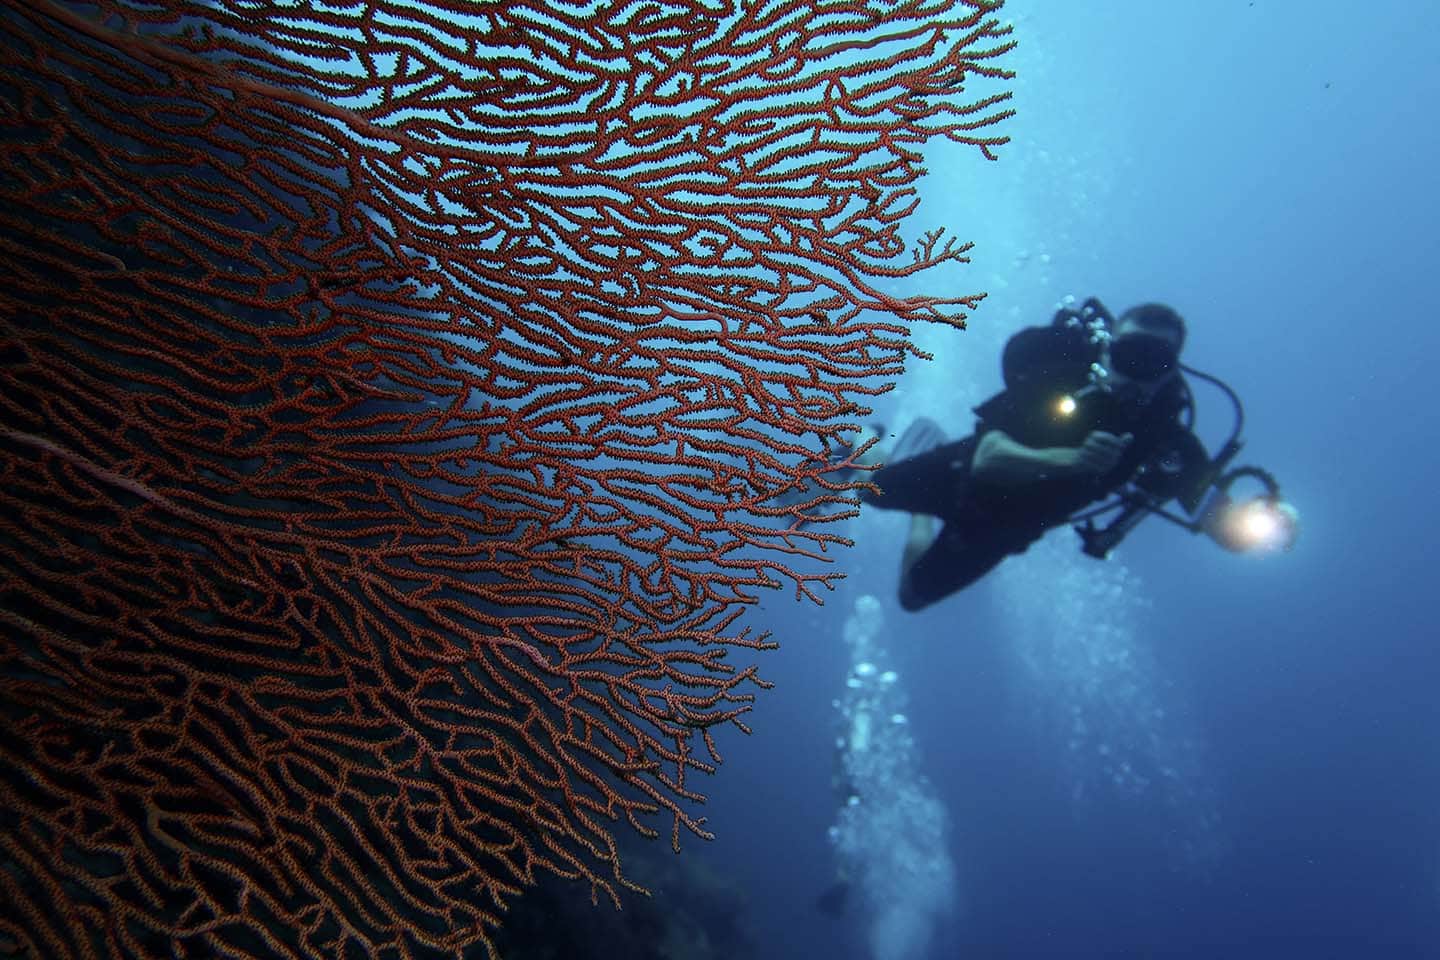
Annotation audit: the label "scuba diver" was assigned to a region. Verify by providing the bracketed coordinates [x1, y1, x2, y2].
[857, 297, 1298, 611]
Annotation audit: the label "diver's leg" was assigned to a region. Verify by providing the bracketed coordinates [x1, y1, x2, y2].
[896, 521, 1008, 612]
[863, 436, 978, 515]
[846, 418, 949, 475]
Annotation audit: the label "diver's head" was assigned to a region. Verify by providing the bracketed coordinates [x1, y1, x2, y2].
[1104, 303, 1185, 401]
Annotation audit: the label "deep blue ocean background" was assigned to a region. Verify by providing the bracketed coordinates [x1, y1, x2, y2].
[679, 2, 1440, 957]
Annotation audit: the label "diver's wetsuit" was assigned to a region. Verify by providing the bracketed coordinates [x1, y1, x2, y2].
[866, 323, 1207, 611]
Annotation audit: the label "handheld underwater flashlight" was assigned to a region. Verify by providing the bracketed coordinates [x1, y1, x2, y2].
[1199, 481, 1300, 554]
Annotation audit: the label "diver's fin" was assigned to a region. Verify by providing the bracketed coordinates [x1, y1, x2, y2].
[887, 416, 948, 464]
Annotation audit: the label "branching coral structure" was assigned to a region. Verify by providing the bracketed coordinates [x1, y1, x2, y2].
[0, 1, 1014, 956]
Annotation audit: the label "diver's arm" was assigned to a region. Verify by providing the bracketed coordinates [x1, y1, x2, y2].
[970, 430, 1067, 484]
[970, 429, 1131, 485]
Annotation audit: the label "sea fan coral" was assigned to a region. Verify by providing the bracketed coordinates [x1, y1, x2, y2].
[0, 1, 1014, 956]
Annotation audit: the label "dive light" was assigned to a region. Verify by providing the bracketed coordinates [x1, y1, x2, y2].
[1198, 468, 1300, 553]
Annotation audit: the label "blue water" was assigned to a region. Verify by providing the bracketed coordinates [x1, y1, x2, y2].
[688, 2, 1440, 957]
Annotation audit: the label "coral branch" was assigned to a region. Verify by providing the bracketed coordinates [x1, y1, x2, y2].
[0, 0, 1013, 956]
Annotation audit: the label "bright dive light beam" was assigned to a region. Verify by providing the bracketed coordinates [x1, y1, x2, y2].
[1241, 502, 1277, 543]
[1229, 498, 1298, 552]
[1202, 492, 1298, 553]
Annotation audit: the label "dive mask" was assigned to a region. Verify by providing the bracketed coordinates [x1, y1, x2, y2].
[1109, 334, 1178, 382]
